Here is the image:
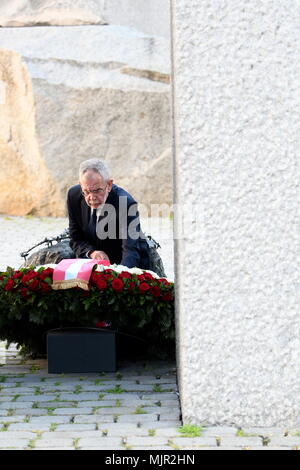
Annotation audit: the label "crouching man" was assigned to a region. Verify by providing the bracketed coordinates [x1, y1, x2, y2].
[67, 158, 150, 269]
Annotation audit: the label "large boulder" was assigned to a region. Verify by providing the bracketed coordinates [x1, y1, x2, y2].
[0, 0, 170, 37]
[0, 48, 64, 216]
[0, 26, 171, 212]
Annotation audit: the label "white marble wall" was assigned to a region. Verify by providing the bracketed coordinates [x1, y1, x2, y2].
[171, 0, 300, 426]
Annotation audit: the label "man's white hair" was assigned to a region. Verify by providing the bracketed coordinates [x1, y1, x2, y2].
[79, 159, 110, 181]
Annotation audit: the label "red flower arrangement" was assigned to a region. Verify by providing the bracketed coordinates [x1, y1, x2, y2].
[0, 265, 175, 358]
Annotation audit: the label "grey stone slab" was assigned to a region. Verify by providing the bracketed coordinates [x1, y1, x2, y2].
[202, 426, 239, 436]
[73, 415, 115, 424]
[0, 440, 30, 449]
[0, 402, 35, 409]
[96, 394, 141, 400]
[15, 394, 58, 402]
[34, 439, 74, 448]
[97, 426, 151, 437]
[20, 409, 51, 416]
[158, 413, 181, 421]
[117, 414, 159, 423]
[54, 424, 97, 431]
[37, 402, 79, 408]
[125, 436, 170, 446]
[219, 437, 264, 447]
[78, 437, 123, 447]
[131, 446, 172, 450]
[29, 416, 71, 424]
[8, 423, 51, 431]
[79, 445, 125, 450]
[140, 393, 178, 400]
[0, 431, 36, 440]
[51, 408, 92, 415]
[0, 416, 26, 423]
[268, 437, 300, 446]
[171, 437, 218, 447]
[153, 427, 184, 437]
[240, 427, 289, 437]
[93, 407, 138, 415]
[0, 388, 38, 394]
[58, 392, 100, 401]
[140, 421, 182, 428]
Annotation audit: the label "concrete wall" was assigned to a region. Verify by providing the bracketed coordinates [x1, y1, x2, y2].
[171, 0, 300, 426]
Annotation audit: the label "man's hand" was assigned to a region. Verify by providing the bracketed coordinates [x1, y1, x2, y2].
[89, 250, 110, 262]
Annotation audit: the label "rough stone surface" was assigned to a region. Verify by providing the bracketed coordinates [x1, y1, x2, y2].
[172, 0, 300, 426]
[0, 48, 64, 216]
[0, 1, 170, 38]
[0, 25, 171, 213]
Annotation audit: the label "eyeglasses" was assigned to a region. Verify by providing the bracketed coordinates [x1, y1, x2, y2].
[81, 185, 107, 197]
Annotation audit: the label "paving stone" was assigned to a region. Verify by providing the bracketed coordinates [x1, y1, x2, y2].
[52, 408, 92, 415]
[29, 416, 71, 424]
[96, 425, 151, 437]
[0, 431, 36, 440]
[0, 416, 26, 423]
[153, 427, 184, 437]
[125, 436, 170, 446]
[171, 437, 218, 447]
[140, 421, 182, 428]
[202, 426, 238, 436]
[0, 388, 38, 394]
[96, 394, 141, 400]
[141, 393, 178, 400]
[54, 424, 97, 431]
[79, 445, 125, 450]
[0, 440, 29, 449]
[78, 437, 123, 447]
[34, 439, 74, 448]
[117, 414, 159, 423]
[93, 407, 139, 415]
[131, 446, 172, 450]
[15, 395, 58, 402]
[0, 402, 35, 409]
[20, 409, 51, 416]
[37, 402, 79, 408]
[9, 423, 51, 431]
[219, 437, 263, 447]
[58, 393, 100, 401]
[73, 415, 115, 424]
[268, 437, 300, 447]
[158, 413, 181, 421]
[241, 427, 289, 436]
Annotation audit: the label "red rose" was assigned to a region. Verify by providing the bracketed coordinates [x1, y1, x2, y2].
[39, 268, 53, 280]
[139, 282, 150, 293]
[118, 271, 132, 279]
[12, 271, 23, 279]
[162, 292, 173, 301]
[28, 279, 39, 291]
[22, 271, 38, 285]
[150, 285, 161, 297]
[95, 279, 107, 290]
[142, 272, 154, 281]
[111, 278, 124, 292]
[137, 274, 146, 281]
[4, 279, 14, 291]
[40, 282, 52, 293]
[128, 281, 135, 291]
[20, 287, 30, 299]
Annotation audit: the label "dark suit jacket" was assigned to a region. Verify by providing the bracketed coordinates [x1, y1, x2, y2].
[67, 183, 150, 269]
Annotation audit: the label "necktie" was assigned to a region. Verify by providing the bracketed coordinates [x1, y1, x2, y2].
[88, 209, 97, 240]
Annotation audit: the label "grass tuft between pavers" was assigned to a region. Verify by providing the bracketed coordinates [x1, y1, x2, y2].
[177, 424, 202, 437]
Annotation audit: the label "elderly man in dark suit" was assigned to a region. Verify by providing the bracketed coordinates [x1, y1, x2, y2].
[67, 158, 150, 269]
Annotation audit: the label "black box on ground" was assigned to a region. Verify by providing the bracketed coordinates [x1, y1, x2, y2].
[47, 327, 116, 373]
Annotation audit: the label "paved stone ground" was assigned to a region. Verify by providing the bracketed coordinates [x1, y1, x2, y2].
[1, 344, 299, 451]
[0, 216, 299, 450]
